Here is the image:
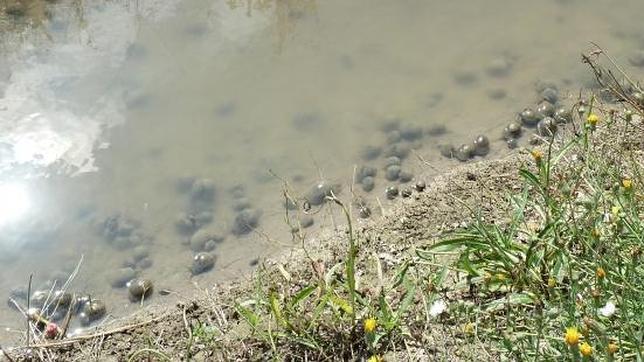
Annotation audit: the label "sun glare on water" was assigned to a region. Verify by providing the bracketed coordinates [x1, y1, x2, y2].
[0, 182, 31, 228]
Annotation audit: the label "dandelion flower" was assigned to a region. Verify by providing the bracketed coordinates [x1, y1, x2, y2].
[564, 327, 581, 346]
[367, 356, 383, 362]
[622, 178, 633, 189]
[429, 299, 447, 317]
[531, 149, 544, 163]
[607, 342, 618, 354]
[580, 342, 593, 357]
[587, 113, 599, 126]
[599, 301, 616, 317]
[363, 317, 377, 333]
[596, 267, 606, 279]
[547, 277, 556, 288]
[463, 322, 475, 335]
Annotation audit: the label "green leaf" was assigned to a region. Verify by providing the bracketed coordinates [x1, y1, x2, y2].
[485, 292, 537, 312]
[417, 236, 487, 256]
[390, 261, 411, 290]
[551, 138, 577, 166]
[519, 169, 542, 189]
[268, 290, 287, 328]
[329, 294, 353, 315]
[378, 292, 394, 326]
[433, 265, 449, 289]
[394, 281, 416, 325]
[235, 303, 260, 329]
[289, 285, 317, 308]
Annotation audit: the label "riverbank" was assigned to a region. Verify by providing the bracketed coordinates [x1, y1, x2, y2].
[3, 54, 644, 362]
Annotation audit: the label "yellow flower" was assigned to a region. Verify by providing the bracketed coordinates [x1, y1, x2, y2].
[463, 322, 475, 335]
[547, 277, 556, 288]
[596, 267, 606, 279]
[587, 113, 599, 126]
[611, 205, 621, 217]
[564, 327, 581, 346]
[363, 317, 377, 333]
[607, 342, 618, 354]
[580, 342, 592, 357]
[622, 178, 633, 189]
[495, 273, 506, 281]
[531, 149, 544, 163]
[367, 355, 383, 362]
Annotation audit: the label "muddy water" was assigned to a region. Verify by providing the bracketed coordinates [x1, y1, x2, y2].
[1, 0, 643, 342]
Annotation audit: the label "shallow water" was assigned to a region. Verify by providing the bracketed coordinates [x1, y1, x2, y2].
[1, 0, 643, 342]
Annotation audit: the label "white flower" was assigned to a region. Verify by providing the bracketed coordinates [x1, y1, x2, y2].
[429, 299, 447, 317]
[599, 301, 616, 317]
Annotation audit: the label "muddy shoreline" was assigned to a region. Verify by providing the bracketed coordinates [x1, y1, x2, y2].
[2, 109, 643, 361]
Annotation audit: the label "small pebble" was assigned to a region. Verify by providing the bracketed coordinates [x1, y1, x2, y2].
[399, 171, 414, 183]
[358, 166, 377, 180]
[132, 246, 150, 262]
[439, 144, 455, 158]
[383, 143, 411, 159]
[231, 209, 261, 235]
[304, 181, 341, 205]
[384, 156, 401, 167]
[128, 279, 154, 301]
[30, 291, 48, 309]
[360, 145, 382, 161]
[79, 299, 106, 326]
[414, 181, 426, 192]
[540, 87, 559, 104]
[190, 178, 216, 203]
[472, 135, 490, 156]
[358, 206, 372, 218]
[192, 252, 216, 275]
[537, 117, 558, 137]
[401, 188, 412, 198]
[232, 197, 252, 212]
[175, 213, 201, 235]
[385, 165, 401, 181]
[361, 176, 375, 192]
[52, 291, 73, 308]
[520, 108, 540, 127]
[455, 144, 474, 162]
[503, 121, 522, 139]
[506, 138, 519, 149]
[109, 267, 137, 288]
[553, 106, 572, 124]
[385, 186, 399, 200]
[190, 229, 225, 252]
[536, 101, 555, 118]
[400, 125, 423, 141]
